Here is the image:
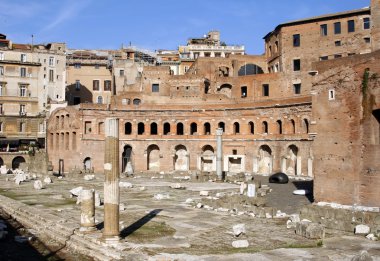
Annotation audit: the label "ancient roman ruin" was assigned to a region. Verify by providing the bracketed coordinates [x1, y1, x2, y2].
[0, 1, 379, 260]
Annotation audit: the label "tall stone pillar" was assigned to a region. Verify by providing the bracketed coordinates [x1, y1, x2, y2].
[216, 128, 223, 180]
[103, 118, 120, 242]
[80, 189, 95, 231]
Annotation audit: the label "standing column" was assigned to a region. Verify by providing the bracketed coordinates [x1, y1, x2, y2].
[103, 118, 120, 242]
[216, 128, 223, 180]
[80, 189, 95, 231]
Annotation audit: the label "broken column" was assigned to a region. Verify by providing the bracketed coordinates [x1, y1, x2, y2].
[216, 128, 223, 180]
[80, 189, 95, 231]
[103, 118, 120, 242]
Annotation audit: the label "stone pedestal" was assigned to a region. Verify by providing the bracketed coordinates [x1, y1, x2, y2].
[80, 189, 96, 231]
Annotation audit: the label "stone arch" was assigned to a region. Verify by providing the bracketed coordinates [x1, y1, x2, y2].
[83, 157, 92, 171]
[204, 122, 211, 135]
[177, 122, 184, 135]
[285, 145, 300, 176]
[303, 118, 309, 134]
[249, 121, 254, 134]
[290, 119, 296, 134]
[372, 109, 380, 144]
[233, 122, 240, 134]
[133, 98, 141, 105]
[138, 122, 145, 135]
[125, 122, 132, 135]
[147, 144, 160, 171]
[163, 122, 171, 135]
[150, 122, 158, 135]
[122, 145, 133, 173]
[190, 122, 198, 135]
[218, 84, 232, 98]
[262, 121, 268, 134]
[201, 145, 215, 172]
[218, 122, 225, 132]
[12, 156, 25, 169]
[258, 145, 272, 175]
[276, 120, 283, 134]
[238, 64, 264, 76]
[174, 145, 189, 171]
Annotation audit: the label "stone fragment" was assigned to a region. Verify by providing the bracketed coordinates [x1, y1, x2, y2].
[351, 250, 374, 261]
[233, 224, 246, 237]
[199, 191, 209, 196]
[296, 222, 325, 239]
[95, 192, 101, 207]
[70, 186, 83, 197]
[154, 194, 170, 200]
[366, 234, 378, 241]
[290, 214, 301, 223]
[196, 203, 203, 208]
[240, 182, 247, 195]
[126, 162, 134, 175]
[215, 192, 225, 198]
[119, 182, 133, 188]
[355, 224, 370, 235]
[84, 174, 95, 181]
[139, 186, 146, 191]
[119, 203, 126, 211]
[275, 210, 287, 218]
[232, 240, 249, 248]
[33, 180, 43, 190]
[265, 213, 272, 219]
[185, 198, 194, 204]
[171, 183, 185, 189]
[43, 176, 52, 184]
[247, 183, 256, 198]
[14, 173, 28, 185]
[0, 165, 7, 175]
[293, 189, 310, 195]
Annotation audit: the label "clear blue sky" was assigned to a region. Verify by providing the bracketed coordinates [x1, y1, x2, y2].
[0, 0, 370, 54]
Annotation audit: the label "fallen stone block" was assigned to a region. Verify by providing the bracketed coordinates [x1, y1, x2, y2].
[355, 224, 370, 235]
[296, 221, 325, 239]
[95, 192, 101, 207]
[232, 224, 246, 237]
[232, 240, 249, 248]
[199, 191, 209, 196]
[351, 250, 374, 261]
[43, 176, 52, 184]
[70, 186, 83, 197]
[33, 180, 43, 190]
[185, 198, 194, 204]
[196, 203, 203, 209]
[154, 194, 170, 200]
[119, 182, 133, 188]
[170, 183, 185, 189]
[84, 174, 95, 181]
[366, 234, 378, 241]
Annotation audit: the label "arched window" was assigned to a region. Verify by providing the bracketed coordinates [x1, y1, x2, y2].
[190, 122, 197, 135]
[177, 122, 184, 135]
[303, 119, 309, 134]
[277, 120, 282, 134]
[150, 122, 158, 135]
[233, 122, 240, 134]
[137, 122, 145, 135]
[204, 122, 211, 135]
[163, 122, 170, 135]
[249, 121, 254, 134]
[218, 122, 225, 132]
[262, 121, 268, 134]
[133, 98, 141, 105]
[290, 119, 296, 134]
[97, 96, 103, 104]
[125, 122, 132, 135]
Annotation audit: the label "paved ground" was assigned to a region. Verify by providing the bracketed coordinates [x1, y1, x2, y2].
[0, 173, 379, 260]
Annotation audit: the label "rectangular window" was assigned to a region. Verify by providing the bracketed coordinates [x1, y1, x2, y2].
[334, 54, 342, 59]
[104, 80, 111, 91]
[293, 59, 301, 71]
[152, 83, 159, 92]
[19, 85, 27, 97]
[334, 22, 341, 34]
[335, 40, 341, 46]
[120, 70, 124, 76]
[20, 67, 26, 77]
[329, 89, 335, 100]
[75, 80, 80, 90]
[320, 24, 328, 36]
[21, 54, 26, 62]
[364, 37, 371, 44]
[0, 66, 4, 76]
[320, 56, 328, 61]
[262, 84, 269, 97]
[363, 17, 370, 30]
[93, 80, 99, 91]
[85, 121, 92, 134]
[49, 57, 54, 66]
[241, 86, 247, 98]
[293, 34, 300, 47]
[20, 104, 26, 114]
[0, 83, 3, 96]
[95, 64, 99, 69]
[74, 63, 81, 69]
[293, 83, 301, 94]
[0, 104, 3, 114]
[0, 52, 4, 60]
[49, 69, 54, 82]
[19, 122, 25, 132]
[348, 20, 355, 33]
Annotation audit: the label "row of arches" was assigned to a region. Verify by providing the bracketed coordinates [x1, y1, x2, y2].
[119, 143, 309, 176]
[0, 156, 26, 169]
[123, 119, 310, 136]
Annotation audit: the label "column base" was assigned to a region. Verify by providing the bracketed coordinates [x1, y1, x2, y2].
[79, 226, 97, 232]
[103, 235, 121, 245]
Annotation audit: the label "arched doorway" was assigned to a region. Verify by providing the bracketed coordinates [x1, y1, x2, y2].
[147, 144, 160, 171]
[258, 145, 272, 175]
[174, 145, 189, 171]
[122, 145, 133, 173]
[201, 145, 214, 171]
[83, 157, 92, 171]
[12, 156, 25, 169]
[286, 145, 299, 175]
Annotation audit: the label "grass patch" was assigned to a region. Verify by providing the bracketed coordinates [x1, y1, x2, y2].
[125, 221, 176, 243]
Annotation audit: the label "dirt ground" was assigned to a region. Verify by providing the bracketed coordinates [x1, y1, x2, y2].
[0, 173, 379, 260]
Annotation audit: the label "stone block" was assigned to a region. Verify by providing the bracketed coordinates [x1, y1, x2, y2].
[232, 224, 246, 237]
[232, 240, 249, 248]
[355, 224, 370, 235]
[296, 222, 325, 239]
